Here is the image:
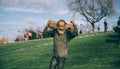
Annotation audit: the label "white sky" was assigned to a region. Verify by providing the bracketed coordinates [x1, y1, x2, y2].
[0, 0, 120, 42]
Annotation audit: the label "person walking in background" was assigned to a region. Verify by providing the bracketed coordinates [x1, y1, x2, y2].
[43, 19, 78, 69]
[104, 19, 108, 32]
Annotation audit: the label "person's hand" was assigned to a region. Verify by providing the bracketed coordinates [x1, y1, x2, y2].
[70, 19, 75, 24]
[47, 20, 53, 28]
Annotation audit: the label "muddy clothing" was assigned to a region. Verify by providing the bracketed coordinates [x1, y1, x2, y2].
[43, 24, 78, 58]
[43, 23, 78, 69]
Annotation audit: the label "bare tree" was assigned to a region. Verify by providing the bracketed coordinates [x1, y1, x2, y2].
[66, 0, 114, 32]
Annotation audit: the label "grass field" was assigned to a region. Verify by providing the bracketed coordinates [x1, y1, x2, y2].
[0, 32, 120, 69]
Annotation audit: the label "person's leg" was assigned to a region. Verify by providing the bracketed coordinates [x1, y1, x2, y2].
[105, 27, 107, 32]
[57, 58, 66, 69]
[104, 27, 106, 32]
[49, 56, 57, 69]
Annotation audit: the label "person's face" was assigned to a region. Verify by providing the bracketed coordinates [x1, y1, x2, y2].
[57, 21, 66, 35]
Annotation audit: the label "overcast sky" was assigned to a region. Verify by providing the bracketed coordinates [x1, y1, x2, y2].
[0, 0, 120, 42]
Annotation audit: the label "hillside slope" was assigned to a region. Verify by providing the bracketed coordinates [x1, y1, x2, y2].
[0, 32, 120, 69]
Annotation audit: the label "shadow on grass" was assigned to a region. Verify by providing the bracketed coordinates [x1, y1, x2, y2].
[107, 35, 119, 38]
[106, 34, 120, 68]
[109, 54, 120, 69]
[106, 34, 120, 43]
[110, 61, 120, 69]
[106, 39, 119, 43]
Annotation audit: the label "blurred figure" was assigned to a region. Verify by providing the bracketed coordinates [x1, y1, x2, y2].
[114, 17, 120, 39]
[112, 25, 115, 31]
[24, 34, 28, 41]
[79, 24, 83, 34]
[117, 17, 120, 28]
[97, 24, 100, 32]
[2, 37, 8, 45]
[103, 19, 108, 32]
[79, 30, 82, 34]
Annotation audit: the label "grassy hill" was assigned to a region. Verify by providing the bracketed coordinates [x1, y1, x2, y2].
[0, 32, 120, 69]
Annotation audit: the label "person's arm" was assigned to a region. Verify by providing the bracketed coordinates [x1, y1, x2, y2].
[66, 20, 78, 41]
[70, 19, 78, 37]
[43, 25, 55, 38]
[43, 26, 48, 35]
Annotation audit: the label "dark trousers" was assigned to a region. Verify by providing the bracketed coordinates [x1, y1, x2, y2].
[104, 27, 107, 32]
[49, 56, 66, 69]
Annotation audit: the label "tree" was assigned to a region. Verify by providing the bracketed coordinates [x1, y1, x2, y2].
[66, 0, 114, 32]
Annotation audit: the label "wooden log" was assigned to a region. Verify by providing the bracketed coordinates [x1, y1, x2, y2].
[47, 20, 74, 31]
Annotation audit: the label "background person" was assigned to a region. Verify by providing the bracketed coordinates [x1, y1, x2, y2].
[103, 19, 108, 32]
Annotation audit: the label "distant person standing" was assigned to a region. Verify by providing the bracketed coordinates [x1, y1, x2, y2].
[79, 24, 83, 34]
[104, 19, 108, 32]
[114, 17, 120, 38]
[117, 17, 120, 27]
[97, 24, 100, 32]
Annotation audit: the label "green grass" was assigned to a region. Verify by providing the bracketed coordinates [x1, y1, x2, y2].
[0, 32, 120, 69]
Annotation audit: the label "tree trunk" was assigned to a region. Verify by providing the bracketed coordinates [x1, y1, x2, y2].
[91, 23, 95, 32]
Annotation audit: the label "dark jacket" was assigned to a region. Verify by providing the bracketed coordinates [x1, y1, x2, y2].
[117, 19, 120, 26]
